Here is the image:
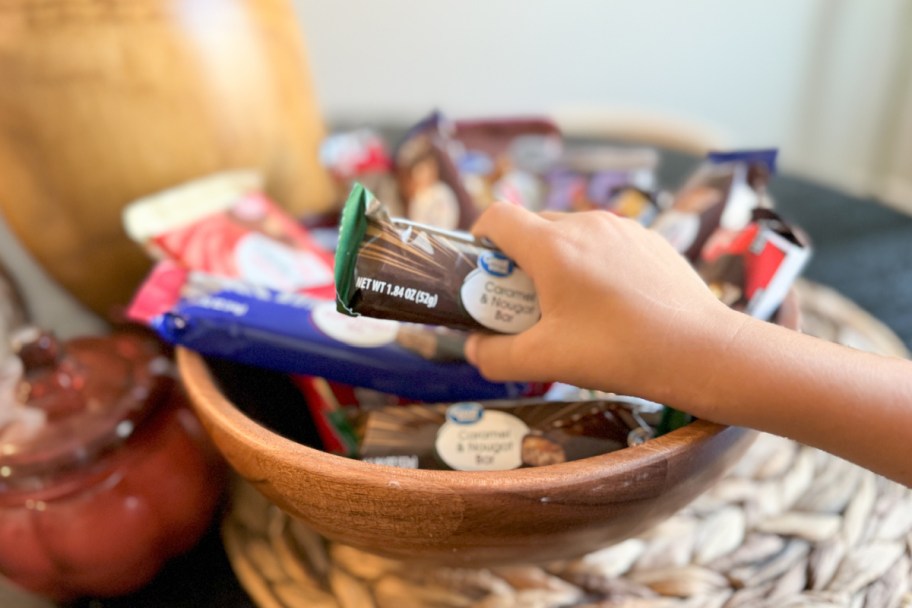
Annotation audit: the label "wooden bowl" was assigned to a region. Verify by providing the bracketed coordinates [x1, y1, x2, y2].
[177, 347, 757, 566]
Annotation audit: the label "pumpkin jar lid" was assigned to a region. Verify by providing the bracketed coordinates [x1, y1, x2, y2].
[0, 328, 171, 501]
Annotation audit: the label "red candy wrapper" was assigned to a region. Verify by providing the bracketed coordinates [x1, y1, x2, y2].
[320, 129, 392, 179]
[697, 209, 811, 320]
[652, 149, 777, 262]
[320, 128, 403, 218]
[291, 376, 359, 456]
[123, 171, 336, 300]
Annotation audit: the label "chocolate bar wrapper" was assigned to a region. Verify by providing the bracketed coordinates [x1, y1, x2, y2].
[452, 117, 562, 171]
[697, 209, 811, 321]
[320, 128, 403, 218]
[651, 149, 777, 262]
[320, 128, 392, 179]
[128, 261, 540, 402]
[394, 111, 478, 230]
[292, 374, 454, 456]
[335, 183, 541, 334]
[123, 171, 336, 300]
[545, 146, 659, 223]
[450, 116, 562, 212]
[352, 399, 654, 471]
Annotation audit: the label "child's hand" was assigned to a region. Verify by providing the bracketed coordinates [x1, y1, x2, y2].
[465, 202, 742, 399]
[466, 203, 912, 487]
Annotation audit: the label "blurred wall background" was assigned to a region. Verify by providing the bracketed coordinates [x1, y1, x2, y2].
[294, 0, 912, 214]
[1, 0, 909, 338]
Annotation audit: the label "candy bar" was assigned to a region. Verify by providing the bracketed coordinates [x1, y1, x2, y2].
[123, 171, 336, 300]
[393, 111, 477, 230]
[651, 149, 777, 262]
[351, 398, 654, 471]
[335, 183, 540, 334]
[128, 261, 540, 402]
[697, 208, 811, 321]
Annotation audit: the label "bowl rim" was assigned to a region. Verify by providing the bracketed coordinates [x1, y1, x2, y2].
[176, 346, 737, 489]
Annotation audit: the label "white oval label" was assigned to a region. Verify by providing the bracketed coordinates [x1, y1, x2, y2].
[460, 259, 539, 333]
[311, 302, 400, 348]
[235, 233, 333, 292]
[435, 404, 530, 471]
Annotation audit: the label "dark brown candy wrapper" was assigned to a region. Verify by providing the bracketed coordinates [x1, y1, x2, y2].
[651, 149, 777, 262]
[335, 184, 540, 334]
[450, 116, 562, 212]
[394, 113, 564, 227]
[394, 112, 478, 230]
[351, 399, 654, 471]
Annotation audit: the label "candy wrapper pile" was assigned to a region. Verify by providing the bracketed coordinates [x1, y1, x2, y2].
[125, 111, 811, 470]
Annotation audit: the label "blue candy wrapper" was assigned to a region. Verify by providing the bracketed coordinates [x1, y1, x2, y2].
[129, 261, 538, 402]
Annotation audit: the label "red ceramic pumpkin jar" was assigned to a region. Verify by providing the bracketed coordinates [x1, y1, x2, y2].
[0, 329, 225, 601]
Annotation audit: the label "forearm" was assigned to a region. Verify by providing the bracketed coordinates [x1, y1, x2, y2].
[464, 204, 912, 484]
[664, 311, 912, 486]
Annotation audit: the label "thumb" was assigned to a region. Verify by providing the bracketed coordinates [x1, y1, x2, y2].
[465, 332, 546, 383]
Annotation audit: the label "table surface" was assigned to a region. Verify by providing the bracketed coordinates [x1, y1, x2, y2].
[7, 147, 911, 608]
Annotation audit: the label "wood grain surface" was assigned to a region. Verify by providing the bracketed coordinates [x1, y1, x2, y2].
[177, 347, 757, 566]
[0, 0, 335, 317]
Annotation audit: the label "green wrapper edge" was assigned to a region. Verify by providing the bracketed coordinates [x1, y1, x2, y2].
[657, 406, 693, 436]
[335, 182, 369, 317]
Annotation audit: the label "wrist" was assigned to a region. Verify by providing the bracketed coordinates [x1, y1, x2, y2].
[647, 302, 752, 420]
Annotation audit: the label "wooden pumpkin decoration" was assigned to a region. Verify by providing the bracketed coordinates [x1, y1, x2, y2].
[0, 0, 335, 317]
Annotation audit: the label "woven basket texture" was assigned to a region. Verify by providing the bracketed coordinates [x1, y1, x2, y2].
[222, 280, 912, 608]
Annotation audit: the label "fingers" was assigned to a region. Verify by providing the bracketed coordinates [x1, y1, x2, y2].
[471, 202, 548, 270]
[465, 331, 549, 383]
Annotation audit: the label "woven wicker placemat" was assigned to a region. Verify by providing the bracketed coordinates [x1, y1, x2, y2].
[222, 280, 912, 608]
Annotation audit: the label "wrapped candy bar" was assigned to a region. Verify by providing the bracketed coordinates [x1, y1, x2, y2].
[320, 128, 392, 179]
[546, 146, 660, 224]
[350, 398, 655, 471]
[335, 183, 540, 334]
[320, 128, 403, 219]
[394, 111, 477, 230]
[651, 149, 777, 262]
[291, 376, 362, 456]
[448, 116, 562, 212]
[697, 208, 811, 321]
[128, 261, 541, 403]
[395, 112, 563, 223]
[123, 171, 336, 300]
